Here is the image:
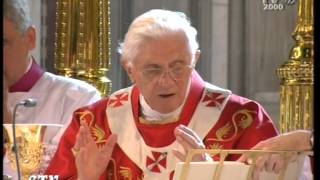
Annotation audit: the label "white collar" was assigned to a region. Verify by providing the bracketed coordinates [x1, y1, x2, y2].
[25, 56, 33, 74]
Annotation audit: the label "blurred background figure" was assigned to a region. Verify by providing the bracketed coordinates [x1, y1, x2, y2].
[3, 0, 101, 178]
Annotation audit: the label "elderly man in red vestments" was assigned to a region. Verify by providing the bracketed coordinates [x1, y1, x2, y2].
[46, 9, 278, 180]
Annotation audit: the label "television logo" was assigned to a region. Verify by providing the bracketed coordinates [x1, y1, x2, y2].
[262, 0, 296, 11]
[28, 175, 59, 180]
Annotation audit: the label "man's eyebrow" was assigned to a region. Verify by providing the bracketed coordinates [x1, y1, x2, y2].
[142, 64, 162, 69]
[142, 60, 186, 69]
[169, 60, 186, 66]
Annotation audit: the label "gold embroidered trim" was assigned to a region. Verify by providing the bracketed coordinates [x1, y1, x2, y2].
[108, 158, 117, 180]
[74, 110, 106, 145]
[119, 166, 132, 180]
[207, 142, 224, 150]
[207, 109, 255, 142]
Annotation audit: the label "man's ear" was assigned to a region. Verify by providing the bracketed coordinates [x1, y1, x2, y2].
[121, 60, 136, 84]
[25, 26, 36, 50]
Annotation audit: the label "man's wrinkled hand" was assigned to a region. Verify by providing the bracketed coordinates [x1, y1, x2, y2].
[173, 125, 212, 162]
[74, 121, 117, 180]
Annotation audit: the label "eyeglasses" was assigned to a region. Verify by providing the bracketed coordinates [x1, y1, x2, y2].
[141, 64, 194, 81]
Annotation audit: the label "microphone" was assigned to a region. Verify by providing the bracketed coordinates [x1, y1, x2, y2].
[12, 98, 37, 180]
[18, 98, 37, 107]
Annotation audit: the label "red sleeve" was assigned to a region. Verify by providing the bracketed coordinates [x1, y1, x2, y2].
[236, 102, 278, 147]
[45, 110, 80, 179]
[204, 94, 279, 161]
[45, 99, 110, 179]
[229, 96, 279, 160]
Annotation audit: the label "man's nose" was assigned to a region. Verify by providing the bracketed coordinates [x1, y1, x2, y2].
[157, 71, 175, 86]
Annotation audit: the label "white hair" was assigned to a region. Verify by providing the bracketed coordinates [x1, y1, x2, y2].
[4, 0, 31, 34]
[118, 9, 199, 63]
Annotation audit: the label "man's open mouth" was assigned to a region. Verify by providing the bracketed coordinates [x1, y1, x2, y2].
[159, 93, 175, 98]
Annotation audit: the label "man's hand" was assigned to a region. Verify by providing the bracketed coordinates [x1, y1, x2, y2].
[73, 121, 117, 180]
[172, 125, 211, 162]
[250, 130, 312, 151]
[238, 130, 312, 180]
[239, 152, 286, 180]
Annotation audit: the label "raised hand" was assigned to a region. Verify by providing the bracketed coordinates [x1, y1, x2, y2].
[73, 121, 117, 180]
[172, 124, 211, 162]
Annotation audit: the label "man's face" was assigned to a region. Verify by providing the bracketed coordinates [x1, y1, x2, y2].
[125, 32, 199, 114]
[3, 19, 35, 86]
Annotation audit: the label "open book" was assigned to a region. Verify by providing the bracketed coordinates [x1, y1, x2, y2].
[173, 150, 310, 180]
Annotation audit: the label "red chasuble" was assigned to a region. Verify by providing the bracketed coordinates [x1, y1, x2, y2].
[46, 71, 278, 180]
